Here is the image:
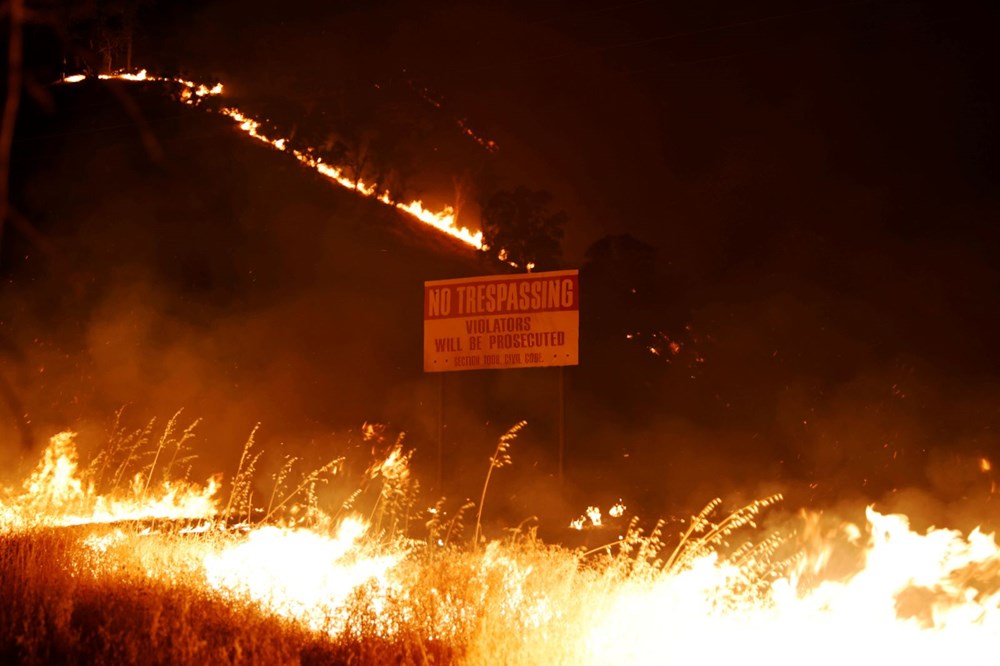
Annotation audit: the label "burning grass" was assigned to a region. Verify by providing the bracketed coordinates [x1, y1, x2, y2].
[58, 71, 486, 252]
[0, 527, 331, 664]
[2, 419, 1000, 665]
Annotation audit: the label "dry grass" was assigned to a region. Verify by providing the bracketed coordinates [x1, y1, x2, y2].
[0, 524, 462, 665]
[0, 419, 788, 665]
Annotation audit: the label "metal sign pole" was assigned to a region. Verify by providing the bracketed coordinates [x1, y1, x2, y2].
[558, 365, 565, 486]
[437, 372, 445, 494]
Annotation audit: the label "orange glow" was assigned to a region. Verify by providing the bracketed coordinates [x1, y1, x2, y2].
[4, 429, 1000, 661]
[570, 501, 626, 529]
[204, 517, 403, 636]
[580, 508, 1000, 665]
[1, 431, 219, 530]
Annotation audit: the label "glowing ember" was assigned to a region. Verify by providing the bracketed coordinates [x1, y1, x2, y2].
[570, 501, 626, 529]
[587, 505, 602, 527]
[457, 118, 499, 153]
[101, 69, 149, 82]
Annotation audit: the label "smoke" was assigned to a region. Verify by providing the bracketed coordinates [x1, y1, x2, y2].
[1, 81, 479, 482]
[5, 0, 1000, 537]
[563, 259, 1000, 531]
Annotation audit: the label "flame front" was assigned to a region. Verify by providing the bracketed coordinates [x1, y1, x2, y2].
[204, 518, 403, 636]
[4, 430, 1000, 663]
[60, 70, 485, 250]
[584, 510, 1000, 665]
[1, 431, 218, 529]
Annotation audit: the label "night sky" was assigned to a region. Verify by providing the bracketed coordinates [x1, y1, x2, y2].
[144, 0, 1000, 257]
[3, 0, 1000, 529]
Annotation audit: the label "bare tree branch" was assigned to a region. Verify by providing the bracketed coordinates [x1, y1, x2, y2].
[0, 0, 25, 260]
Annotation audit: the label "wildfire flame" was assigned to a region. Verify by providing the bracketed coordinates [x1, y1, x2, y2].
[584, 508, 1000, 665]
[204, 518, 403, 636]
[5, 430, 1000, 663]
[33, 68, 1000, 666]
[59, 70, 485, 250]
[1, 431, 218, 530]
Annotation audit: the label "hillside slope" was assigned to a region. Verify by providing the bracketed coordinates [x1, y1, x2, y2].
[4, 80, 503, 481]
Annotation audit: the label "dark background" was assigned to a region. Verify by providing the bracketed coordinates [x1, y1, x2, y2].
[2, 0, 999, 535]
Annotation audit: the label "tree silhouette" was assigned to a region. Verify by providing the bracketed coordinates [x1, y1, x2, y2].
[581, 233, 692, 344]
[480, 186, 566, 271]
[578, 231, 703, 440]
[68, 0, 151, 74]
[305, 84, 422, 204]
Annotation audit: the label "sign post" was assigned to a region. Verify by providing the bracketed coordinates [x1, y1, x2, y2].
[424, 269, 580, 483]
[558, 366, 565, 485]
[437, 372, 444, 493]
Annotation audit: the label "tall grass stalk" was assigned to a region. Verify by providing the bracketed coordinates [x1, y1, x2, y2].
[2, 417, 799, 666]
[223, 425, 261, 524]
[473, 421, 525, 548]
[259, 456, 342, 525]
[141, 410, 200, 498]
